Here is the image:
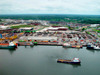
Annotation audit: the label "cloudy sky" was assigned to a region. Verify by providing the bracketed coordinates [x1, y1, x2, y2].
[0, 0, 100, 14]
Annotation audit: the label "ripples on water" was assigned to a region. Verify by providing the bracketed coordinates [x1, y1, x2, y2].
[0, 46, 100, 75]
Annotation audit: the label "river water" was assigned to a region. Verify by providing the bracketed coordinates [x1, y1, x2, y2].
[0, 46, 100, 75]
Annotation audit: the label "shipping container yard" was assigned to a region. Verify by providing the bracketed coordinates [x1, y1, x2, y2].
[0, 25, 99, 50]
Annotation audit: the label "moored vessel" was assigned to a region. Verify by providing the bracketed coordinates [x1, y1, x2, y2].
[86, 43, 100, 50]
[0, 42, 17, 49]
[63, 43, 71, 48]
[93, 45, 100, 50]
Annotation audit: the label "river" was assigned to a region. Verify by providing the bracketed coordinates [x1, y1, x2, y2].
[0, 46, 100, 75]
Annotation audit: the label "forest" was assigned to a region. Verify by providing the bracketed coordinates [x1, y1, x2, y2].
[0, 14, 100, 24]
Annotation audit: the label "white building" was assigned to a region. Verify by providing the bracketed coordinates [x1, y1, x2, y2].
[90, 24, 99, 27]
[0, 25, 10, 30]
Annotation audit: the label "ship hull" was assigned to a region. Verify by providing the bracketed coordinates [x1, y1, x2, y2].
[0, 45, 16, 49]
[57, 59, 81, 64]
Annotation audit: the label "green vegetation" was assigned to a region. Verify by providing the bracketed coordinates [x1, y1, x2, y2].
[52, 24, 59, 26]
[0, 19, 1, 22]
[11, 25, 34, 29]
[34, 42, 38, 45]
[0, 19, 3, 22]
[37, 27, 45, 31]
[80, 19, 100, 24]
[82, 28, 86, 31]
[0, 14, 100, 24]
[19, 40, 26, 42]
[86, 31, 91, 35]
[93, 29, 100, 33]
[68, 26, 74, 30]
[98, 35, 100, 38]
[32, 30, 36, 32]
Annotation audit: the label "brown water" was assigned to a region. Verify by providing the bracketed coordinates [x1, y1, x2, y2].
[0, 46, 100, 75]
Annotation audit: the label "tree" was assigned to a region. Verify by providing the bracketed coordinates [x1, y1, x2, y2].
[82, 28, 86, 31]
[0, 19, 2, 22]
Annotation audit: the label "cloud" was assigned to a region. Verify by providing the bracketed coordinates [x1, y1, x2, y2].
[0, 0, 100, 14]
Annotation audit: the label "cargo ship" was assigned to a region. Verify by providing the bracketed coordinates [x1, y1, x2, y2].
[0, 42, 17, 49]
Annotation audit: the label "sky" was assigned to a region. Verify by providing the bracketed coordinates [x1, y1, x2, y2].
[0, 0, 100, 15]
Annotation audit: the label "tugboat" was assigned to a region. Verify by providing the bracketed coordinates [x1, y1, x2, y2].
[57, 58, 81, 64]
[86, 43, 94, 49]
[0, 42, 17, 49]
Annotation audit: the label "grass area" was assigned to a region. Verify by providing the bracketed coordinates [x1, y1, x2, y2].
[11, 25, 35, 29]
[37, 27, 45, 31]
[86, 31, 91, 35]
[93, 29, 100, 33]
[98, 35, 100, 38]
[65, 25, 69, 27]
[44, 26, 49, 27]
[52, 24, 60, 26]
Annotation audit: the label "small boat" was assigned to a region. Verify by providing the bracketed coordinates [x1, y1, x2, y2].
[57, 58, 81, 64]
[72, 45, 76, 48]
[0, 42, 17, 49]
[63, 43, 71, 48]
[72, 45, 82, 48]
[76, 45, 83, 48]
[86, 43, 100, 50]
[93, 46, 100, 50]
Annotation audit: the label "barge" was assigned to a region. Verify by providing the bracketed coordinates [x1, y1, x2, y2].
[57, 58, 81, 64]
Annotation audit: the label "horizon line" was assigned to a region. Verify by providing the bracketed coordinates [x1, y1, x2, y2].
[0, 13, 100, 16]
